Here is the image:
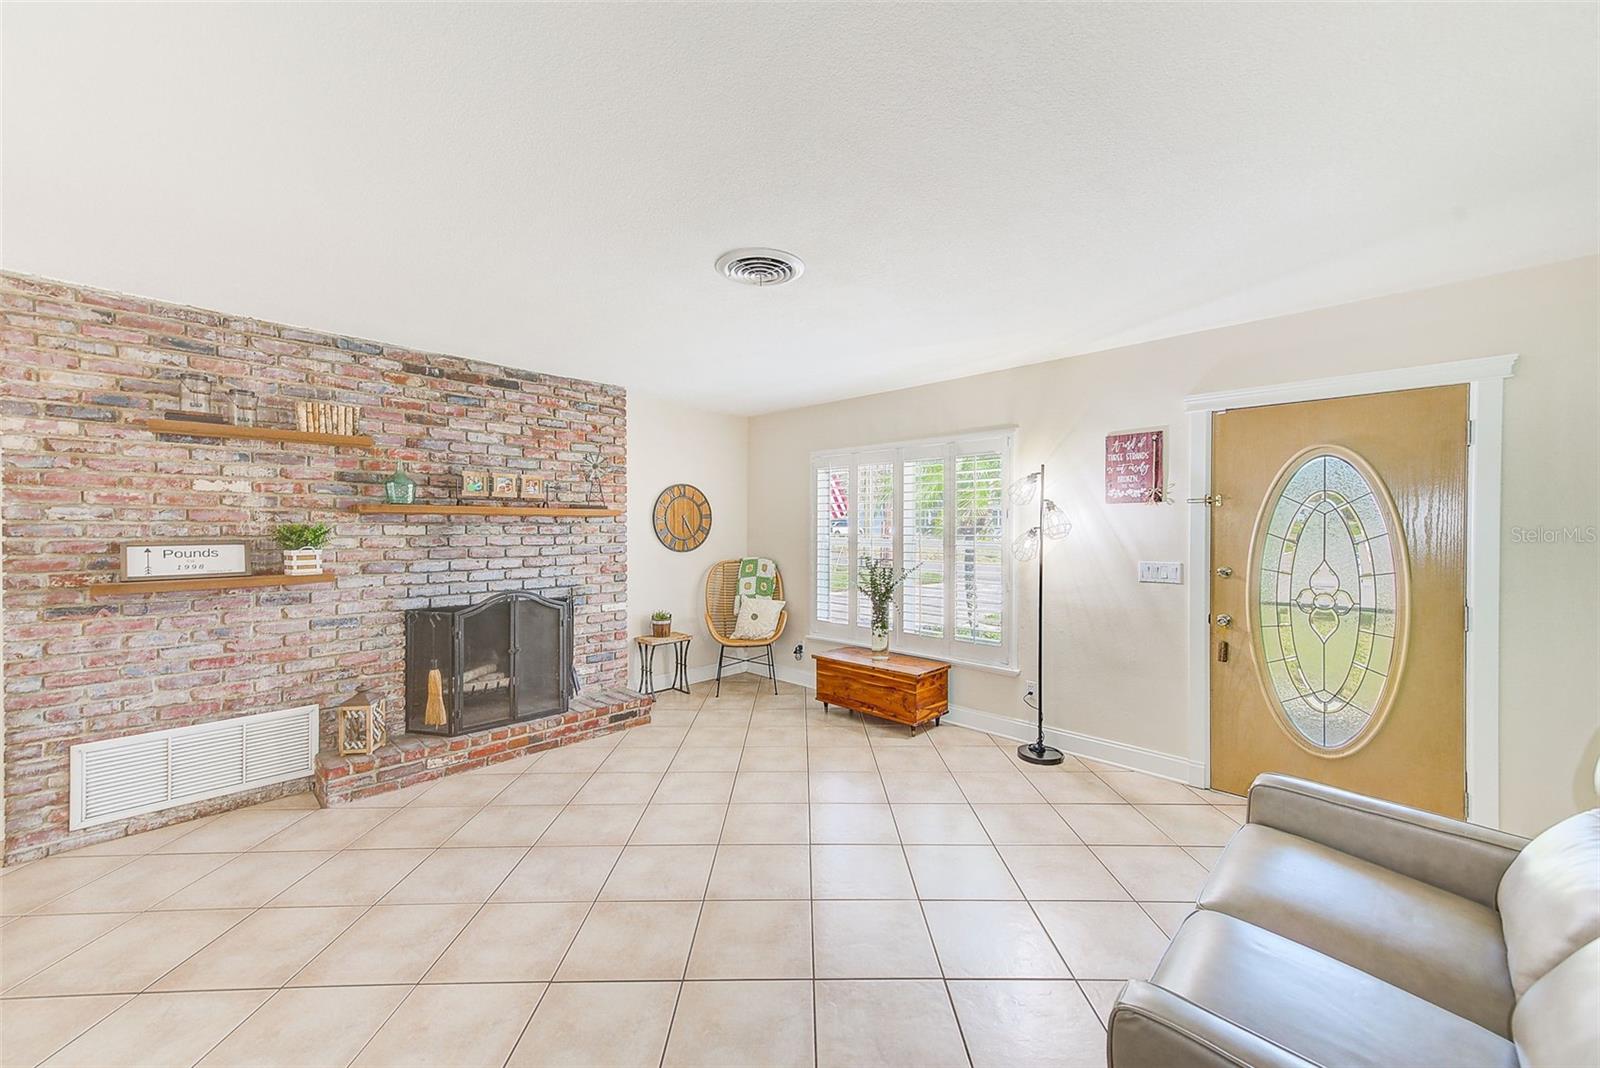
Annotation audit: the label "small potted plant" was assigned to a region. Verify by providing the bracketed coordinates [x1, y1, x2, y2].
[274, 522, 332, 576]
[858, 554, 918, 658]
[651, 610, 673, 637]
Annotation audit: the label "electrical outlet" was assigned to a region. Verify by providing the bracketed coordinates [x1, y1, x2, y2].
[792, 643, 804, 660]
[1024, 680, 1037, 701]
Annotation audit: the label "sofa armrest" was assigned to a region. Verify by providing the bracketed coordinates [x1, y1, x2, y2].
[1246, 774, 1526, 908]
[1108, 981, 1320, 1068]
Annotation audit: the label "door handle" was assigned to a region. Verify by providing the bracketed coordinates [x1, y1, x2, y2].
[1215, 566, 1234, 578]
[1215, 614, 1233, 628]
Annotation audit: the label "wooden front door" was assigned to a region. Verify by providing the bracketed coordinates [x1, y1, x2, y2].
[1209, 385, 1469, 816]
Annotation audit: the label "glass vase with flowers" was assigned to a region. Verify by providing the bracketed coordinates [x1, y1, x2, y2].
[857, 555, 918, 659]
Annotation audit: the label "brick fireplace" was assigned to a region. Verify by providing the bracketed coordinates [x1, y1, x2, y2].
[0, 271, 646, 864]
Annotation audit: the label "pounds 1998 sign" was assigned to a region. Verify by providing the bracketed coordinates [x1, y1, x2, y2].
[119, 540, 252, 581]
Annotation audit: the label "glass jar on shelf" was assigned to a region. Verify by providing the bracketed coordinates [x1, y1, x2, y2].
[228, 388, 258, 426]
[385, 463, 417, 504]
[178, 373, 212, 415]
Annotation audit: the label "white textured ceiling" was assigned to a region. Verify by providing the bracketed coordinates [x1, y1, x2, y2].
[3, 3, 1595, 414]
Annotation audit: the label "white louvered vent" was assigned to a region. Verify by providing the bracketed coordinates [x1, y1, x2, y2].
[714, 248, 804, 286]
[70, 705, 318, 830]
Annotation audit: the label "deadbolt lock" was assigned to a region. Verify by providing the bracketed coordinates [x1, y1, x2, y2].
[1215, 566, 1234, 578]
[1215, 613, 1233, 628]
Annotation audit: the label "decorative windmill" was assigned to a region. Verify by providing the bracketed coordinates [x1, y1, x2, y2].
[579, 453, 616, 506]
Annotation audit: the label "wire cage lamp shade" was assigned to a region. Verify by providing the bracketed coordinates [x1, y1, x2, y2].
[1008, 469, 1042, 507]
[1041, 499, 1073, 540]
[1010, 485, 1071, 562]
[1011, 526, 1041, 562]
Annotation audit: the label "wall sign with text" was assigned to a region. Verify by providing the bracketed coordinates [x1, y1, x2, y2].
[1105, 430, 1164, 503]
[119, 540, 251, 581]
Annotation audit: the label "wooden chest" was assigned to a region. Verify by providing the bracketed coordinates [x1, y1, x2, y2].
[813, 646, 950, 730]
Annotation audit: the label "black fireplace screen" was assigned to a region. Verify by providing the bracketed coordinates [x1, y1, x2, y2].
[404, 591, 573, 735]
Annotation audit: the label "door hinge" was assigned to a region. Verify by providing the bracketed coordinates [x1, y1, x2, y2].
[1186, 494, 1224, 507]
[1464, 603, 1471, 632]
[1467, 419, 1475, 446]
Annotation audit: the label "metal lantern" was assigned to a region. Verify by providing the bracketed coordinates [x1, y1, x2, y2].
[336, 691, 388, 756]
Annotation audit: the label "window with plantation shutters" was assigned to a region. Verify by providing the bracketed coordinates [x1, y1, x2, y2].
[901, 455, 946, 638]
[855, 460, 894, 627]
[811, 431, 1015, 669]
[814, 460, 851, 627]
[954, 449, 1005, 647]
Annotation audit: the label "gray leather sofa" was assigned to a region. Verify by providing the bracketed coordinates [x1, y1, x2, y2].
[1108, 774, 1599, 1068]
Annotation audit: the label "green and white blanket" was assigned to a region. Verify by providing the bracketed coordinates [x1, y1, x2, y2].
[738, 557, 778, 600]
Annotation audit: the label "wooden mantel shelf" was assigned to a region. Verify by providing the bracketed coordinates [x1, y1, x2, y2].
[352, 503, 622, 518]
[87, 573, 336, 597]
[145, 418, 375, 450]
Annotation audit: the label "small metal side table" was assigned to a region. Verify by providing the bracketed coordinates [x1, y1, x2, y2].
[635, 632, 692, 696]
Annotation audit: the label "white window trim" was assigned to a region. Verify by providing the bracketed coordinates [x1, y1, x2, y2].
[809, 428, 1018, 670]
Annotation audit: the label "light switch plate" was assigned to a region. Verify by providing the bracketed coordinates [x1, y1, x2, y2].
[1138, 560, 1183, 584]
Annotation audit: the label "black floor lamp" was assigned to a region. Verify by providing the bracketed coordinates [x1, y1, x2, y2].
[1009, 464, 1072, 765]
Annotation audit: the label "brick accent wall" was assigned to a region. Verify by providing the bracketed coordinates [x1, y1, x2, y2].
[1, 271, 632, 864]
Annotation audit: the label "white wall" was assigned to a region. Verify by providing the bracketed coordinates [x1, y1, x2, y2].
[746, 257, 1599, 837]
[627, 393, 750, 687]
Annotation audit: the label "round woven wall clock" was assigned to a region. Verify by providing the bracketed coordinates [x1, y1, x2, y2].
[653, 483, 712, 552]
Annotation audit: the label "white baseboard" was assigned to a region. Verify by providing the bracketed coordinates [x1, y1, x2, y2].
[711, 660, 813, 689]
[723, 660, 812, 691]
[637, 662, 739, 691]
[685, 663, 723, 686]
[638, 659, 812, 692]
[772, 660, 814, 688]
[675, 658, 1202, 786]
[942, 705, 1205, 786]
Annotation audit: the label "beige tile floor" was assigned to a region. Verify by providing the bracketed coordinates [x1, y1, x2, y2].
[0, 676, 1245, 1068]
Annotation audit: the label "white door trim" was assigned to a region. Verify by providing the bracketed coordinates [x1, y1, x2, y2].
[1184, 353, 1516, 827]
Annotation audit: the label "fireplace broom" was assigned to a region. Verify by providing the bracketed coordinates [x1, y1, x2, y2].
[424, 668, 448, 727]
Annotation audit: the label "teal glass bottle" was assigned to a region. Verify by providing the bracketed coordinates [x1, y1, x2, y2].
[384, 463, 416, 504]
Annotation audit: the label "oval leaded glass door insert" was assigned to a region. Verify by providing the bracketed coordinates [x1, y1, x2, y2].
[1252, 447, 1408, 752]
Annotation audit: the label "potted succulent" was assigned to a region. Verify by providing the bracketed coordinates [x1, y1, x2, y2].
[650, 609, 673, 637]
[274, 522, 332, 576]
[858, 554, 919, 658]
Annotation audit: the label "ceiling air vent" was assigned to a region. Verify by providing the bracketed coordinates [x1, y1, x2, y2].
[715, 248, 804, 286]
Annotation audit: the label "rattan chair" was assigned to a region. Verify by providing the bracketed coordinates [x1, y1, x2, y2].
[704, 559, 788, 695]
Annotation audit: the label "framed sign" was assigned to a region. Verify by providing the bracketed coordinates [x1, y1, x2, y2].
[1105, 430, 1164, 504]
[119, 539, 251, 581]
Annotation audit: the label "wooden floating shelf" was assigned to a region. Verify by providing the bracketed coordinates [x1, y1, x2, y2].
[352, 503, 622, 518]
[144, 419, 375, 450]
[88, 573, 337, 597]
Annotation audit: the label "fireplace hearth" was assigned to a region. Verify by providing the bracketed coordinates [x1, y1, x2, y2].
[404, 591, 574, 735]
